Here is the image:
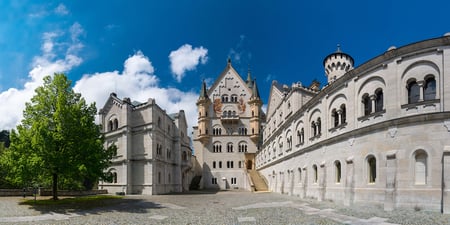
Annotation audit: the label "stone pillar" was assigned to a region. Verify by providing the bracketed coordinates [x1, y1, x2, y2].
[302, 167, 308, 198]
[370, 95, 376, 114]
[418, 80, 424, 102]
[319, 162, 326, 201]
[384, 151, 397, 211]
[337, 109, 342, 125]
[344, 157, 354, 206]
[442, 147, 450, 213]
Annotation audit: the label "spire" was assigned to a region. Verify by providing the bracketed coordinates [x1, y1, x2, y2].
[251, 79, 260, 99]
[336, 44, 341, 53]
[246, 65, 253, 88]
[199, 79, 208, 98]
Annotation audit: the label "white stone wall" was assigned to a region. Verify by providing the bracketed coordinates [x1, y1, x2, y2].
[99, 94, 191, 195]
[258, 36, 450, 212]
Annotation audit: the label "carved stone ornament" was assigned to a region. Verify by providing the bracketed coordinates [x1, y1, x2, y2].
[213, 98, 222, 113]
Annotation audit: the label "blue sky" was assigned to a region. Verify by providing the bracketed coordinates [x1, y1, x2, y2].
[0, 0, 449, 132]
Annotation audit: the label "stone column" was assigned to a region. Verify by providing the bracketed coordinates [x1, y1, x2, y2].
[319, 162, 326, 201]
[344, 157, 354, 206]
[370, 95, 376, 114]
[384, 151, 397, 211]
[418, 80, 425, 102]
[442, 147, 450, 213]
[337, 109, 342, 125]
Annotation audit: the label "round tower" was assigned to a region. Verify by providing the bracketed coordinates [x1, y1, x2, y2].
[323, 44, 354, 83]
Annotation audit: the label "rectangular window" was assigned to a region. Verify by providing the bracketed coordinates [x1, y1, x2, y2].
[231, 177, 237, 185]
[212, 177, 217, 184]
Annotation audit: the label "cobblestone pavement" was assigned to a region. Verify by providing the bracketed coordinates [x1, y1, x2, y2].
[1, 190, 450, 224]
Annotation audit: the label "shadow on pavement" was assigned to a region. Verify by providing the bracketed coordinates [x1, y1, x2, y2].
[18, 197, 165, 216]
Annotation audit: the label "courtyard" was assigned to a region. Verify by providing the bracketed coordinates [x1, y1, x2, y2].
[0, 190, 449, 225]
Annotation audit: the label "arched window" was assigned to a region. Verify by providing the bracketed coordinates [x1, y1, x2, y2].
[113, 119, 118, 130]
[219, 161, 222, 168]
[332, 109, 338, 127]
[340, 104, 346, 124]
[408, 80, 420, 104]
[108, 120, 113, 131]
[362, 94, 371, 116]
[335, 161, 341, 183]
[313, 164, 318, 183]
[311, 121, 316, 136]
[424, 76, 436, 101]
[213, 161, 216, 169]
[415, 151, 428, 184]
[367, 155, 376, 183]
[157, 117, 162, 128]
[182, 151, 187, 161]
[227, 143, 233, 152]
[113, 172, 118, 183]
[375, 89, 383, 112]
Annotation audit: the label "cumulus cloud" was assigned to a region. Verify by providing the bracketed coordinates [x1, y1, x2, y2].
[169, 44, 208, 82]
[54, 3, 69, 15]
[74, 51, 199, 134]
[0, 23, 84, 130]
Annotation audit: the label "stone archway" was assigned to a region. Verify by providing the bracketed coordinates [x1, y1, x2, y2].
[246, 160, 253, 170]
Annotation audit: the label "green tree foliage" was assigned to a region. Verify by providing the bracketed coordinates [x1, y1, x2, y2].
[1, 74, 115, 200]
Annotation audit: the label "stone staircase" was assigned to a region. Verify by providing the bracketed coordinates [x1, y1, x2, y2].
[248, 170, 268, 192]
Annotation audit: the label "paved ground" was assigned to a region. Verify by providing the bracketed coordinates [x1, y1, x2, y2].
[1, 190, 450, 224]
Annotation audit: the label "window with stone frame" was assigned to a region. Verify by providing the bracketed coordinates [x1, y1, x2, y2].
[424, 76, 436, 101]
[375, 89, 383, 112]
[367, 155, 376, 183]
[335, 160, 341, 183]
[407, 80, 420, 104]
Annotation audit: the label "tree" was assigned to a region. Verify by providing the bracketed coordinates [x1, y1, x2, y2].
[2, 74, 114, 200]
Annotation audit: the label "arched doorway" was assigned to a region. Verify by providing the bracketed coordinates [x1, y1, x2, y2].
[246, 160, 253, 170]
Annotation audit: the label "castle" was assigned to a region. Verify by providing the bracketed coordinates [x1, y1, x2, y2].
[99, 34, 450, 213]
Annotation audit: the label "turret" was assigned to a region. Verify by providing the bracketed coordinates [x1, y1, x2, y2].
[323, 44, 354, 83]
[196, 80, 211, 144]
[248, 79, 262, 144]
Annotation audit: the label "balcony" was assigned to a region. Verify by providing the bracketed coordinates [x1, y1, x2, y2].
[221, 111, 239, 123]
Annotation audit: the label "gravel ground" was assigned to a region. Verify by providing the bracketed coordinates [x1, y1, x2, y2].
[1, 190, 450, 225]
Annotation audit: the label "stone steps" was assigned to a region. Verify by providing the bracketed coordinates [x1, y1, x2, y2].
[248, 170, 268, 192]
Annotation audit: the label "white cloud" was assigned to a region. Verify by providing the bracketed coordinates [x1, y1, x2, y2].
[74, 51, 199, 135]
[228, 34, 251, 65]
[0, 23, 83, 130]
[169, 44, 208, 82]
[54, 3, 69, 15]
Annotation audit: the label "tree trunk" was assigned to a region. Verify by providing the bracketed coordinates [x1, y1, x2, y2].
[52, 173, 58, 200]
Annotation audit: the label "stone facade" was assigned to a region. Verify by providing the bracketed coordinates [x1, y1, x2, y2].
[256, 35, 450, 213]
[193, 60, 264, 190]
[98, 93, 193, 195]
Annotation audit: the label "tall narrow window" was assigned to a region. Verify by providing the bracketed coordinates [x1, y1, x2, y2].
[415, 151, 428, 184]
[367, 156, 376, 183]
[375, 89, 383, 112]
[408, 80, 420, 104]
[213, 161, 216, 169]
[311, 122, 316, 136]
[114, 119, 118, 130]
[363, 94, 371, 116]
[424, 77, 436, 101]
[335, 161, 341, 183]
[340, 104, 346, 124]
[332, 109, 338, 127]
[313, 165, 318, 183]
